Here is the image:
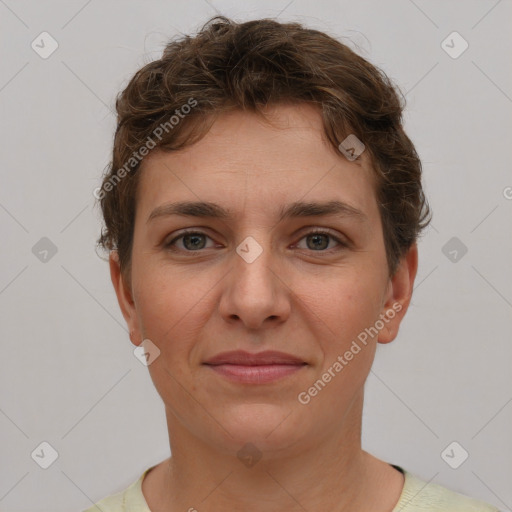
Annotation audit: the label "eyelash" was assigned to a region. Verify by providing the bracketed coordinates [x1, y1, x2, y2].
[163, 229, 348, 254]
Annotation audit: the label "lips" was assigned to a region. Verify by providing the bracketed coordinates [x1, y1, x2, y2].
[203, 350, 307, 384]
[204, 350, 306, 366]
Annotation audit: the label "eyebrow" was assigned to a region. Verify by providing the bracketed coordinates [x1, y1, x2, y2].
[147, 200, 367, 224]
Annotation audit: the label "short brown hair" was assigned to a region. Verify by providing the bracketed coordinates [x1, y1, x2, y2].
[97, 15, 431, 280]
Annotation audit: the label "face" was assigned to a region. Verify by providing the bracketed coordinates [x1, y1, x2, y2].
[111, 103, 417, 458]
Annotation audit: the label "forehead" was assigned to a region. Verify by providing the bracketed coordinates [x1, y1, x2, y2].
[136, 104, 379, 223]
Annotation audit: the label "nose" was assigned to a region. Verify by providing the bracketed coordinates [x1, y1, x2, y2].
[218, 236, 291, 331]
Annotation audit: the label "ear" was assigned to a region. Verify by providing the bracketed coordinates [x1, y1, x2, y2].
[109, 251, 141, 347]
[378, 243, 418, 344]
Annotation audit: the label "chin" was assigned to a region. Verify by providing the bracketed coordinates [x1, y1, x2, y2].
[212, 403, 304, 453]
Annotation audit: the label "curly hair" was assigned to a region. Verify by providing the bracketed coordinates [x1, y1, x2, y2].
[96, 15, 431, 281]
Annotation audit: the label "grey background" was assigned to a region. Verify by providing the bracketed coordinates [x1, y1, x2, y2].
[0, 1, 511, 511]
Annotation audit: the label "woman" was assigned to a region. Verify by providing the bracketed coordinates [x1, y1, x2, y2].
[87, 16, 499, 512]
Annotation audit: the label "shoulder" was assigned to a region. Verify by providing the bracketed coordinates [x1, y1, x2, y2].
[394, 468, 501, 512]
[82, 488, 124, 512]
[82, 468, 151, 512]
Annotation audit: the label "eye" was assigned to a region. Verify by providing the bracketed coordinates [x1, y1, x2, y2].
[295, 230, 346, 252]
[164, 230, 216, 252]
[163, 229, 347, 254]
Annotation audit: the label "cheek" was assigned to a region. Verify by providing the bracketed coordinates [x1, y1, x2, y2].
[294, 270, 384, 342]
[134, 260, 196, 323]
[132, 263, 216, 363]
[295, 278, 381, 416]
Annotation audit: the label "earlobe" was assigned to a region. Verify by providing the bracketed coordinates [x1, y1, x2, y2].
[109, 251, 141, 347]
[378, 244, 418, 344]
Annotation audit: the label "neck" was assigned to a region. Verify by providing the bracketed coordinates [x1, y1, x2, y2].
[144, 389, 403, 512]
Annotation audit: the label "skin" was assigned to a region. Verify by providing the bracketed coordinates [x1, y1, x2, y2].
[110, 103, 418, 511]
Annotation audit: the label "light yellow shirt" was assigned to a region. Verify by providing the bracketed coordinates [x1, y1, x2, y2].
[83, 465, 500, 511]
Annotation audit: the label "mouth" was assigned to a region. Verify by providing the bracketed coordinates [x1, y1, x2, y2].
[203, 350, 308, 384]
